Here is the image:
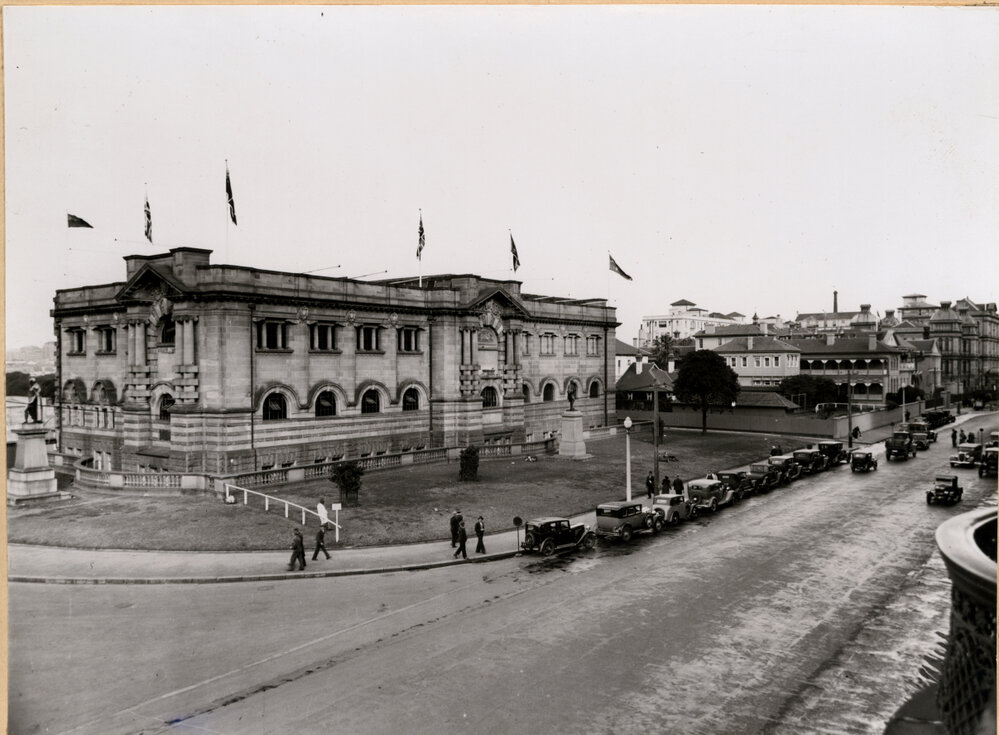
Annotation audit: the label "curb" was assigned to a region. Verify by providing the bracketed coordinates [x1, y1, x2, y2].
[7, 550, 522, 585]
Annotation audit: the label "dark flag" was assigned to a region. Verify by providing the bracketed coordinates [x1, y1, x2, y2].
[67, 214, 93, 228]
[609, 253, 632, 281]
[226, 165, 237, 225]
[417, 214, 425, 259]
[144, 197, 153, 244]
[510, 234, 520, 272]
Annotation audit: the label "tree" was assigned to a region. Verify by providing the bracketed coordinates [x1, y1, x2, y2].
[330, 460, 364, 507]
[778, 375, 838, 409]
[459, 445, 480, 481]
[649, 335, 674, 370]
[672, 350, 740, 434]
[6, 371, 56, 399]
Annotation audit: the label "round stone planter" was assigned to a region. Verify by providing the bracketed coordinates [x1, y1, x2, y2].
[935, 507, 997, 735]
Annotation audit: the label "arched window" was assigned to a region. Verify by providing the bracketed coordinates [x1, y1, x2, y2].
[159, 394, 175, 421]
[315, 391, 336, 418]
[589, 382, 600, 398]
[160, 317, 176, 345]
[543, 384, 555, 402]
[481, 387, 498, 408]
[402, 388, 420, 412]
[361, 389, 381, 414]
[263, 393, 287, 420]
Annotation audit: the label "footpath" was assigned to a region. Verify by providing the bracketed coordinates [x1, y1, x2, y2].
[6, 414, 981, 585]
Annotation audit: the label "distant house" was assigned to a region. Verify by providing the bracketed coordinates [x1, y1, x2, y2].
[637, 299, 741, 345]
[615, 362, 672, 413]
[615, 339, 651, 380]
[715, 336, 801, 388]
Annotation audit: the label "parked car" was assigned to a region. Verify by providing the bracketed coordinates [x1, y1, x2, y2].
[792, 448, 829, 475]
[922, 409, 955, 429]
[850, 449, 878, 472]
[747, 462, 781, 492]
[768, 454, 802, 484]
[521, 517, 596, 556]
[651, 492, 696, 525]
[950, 443, 983, 468]
[716, 470, 754, 500]
[911, 431, 932, 451]
[885, 430, 916, 461]
[595, 500, 664, 542]
[817, 440, 849, 466]
[979, 447, 998, 478]
[687, 478, 736, 513]
[988, 431, 999, 448]
[926, 475, 963, 505]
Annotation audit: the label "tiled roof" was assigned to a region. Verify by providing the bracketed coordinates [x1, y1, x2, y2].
[615, 339, 648, 356]
[670, 299, 695, 306]
[795, 311, 863, 321]
[692, 324, 764, 338]
[715, 337, 801, 353]
[785, 337, 900, 355]
[615, 363, 673, 392]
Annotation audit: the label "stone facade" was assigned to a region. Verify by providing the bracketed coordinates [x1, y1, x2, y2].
[53, 248, 617, 474]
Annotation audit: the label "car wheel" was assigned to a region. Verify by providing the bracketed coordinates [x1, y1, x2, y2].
[670, 512, 679, 526]
[580, 534, 596, 551]
[653, 516, 664, 533]
[926, 493, 933, 504]
[524, 532, 536, 549]
[980, 467, 986, 478]
[951, 462, 957, 467]
[540, 538, 556, 556]
[851, 466, 857, 472]
[689, 506, 698, 520]
[644, 515, 655, 530]
[710, 498, 718, 512]
[957, 490, 963, 501]
[620, 526, 633, 543]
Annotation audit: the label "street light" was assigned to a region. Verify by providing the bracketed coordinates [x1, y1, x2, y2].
[624, 416, 633, 501]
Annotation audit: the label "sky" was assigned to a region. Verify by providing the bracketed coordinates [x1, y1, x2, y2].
[4, 4, 999, 350]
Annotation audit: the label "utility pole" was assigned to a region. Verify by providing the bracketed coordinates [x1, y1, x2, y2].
[652, 373, 660, 492]
[847, 365, 854, 450]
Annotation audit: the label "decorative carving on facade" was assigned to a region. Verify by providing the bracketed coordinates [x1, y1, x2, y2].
[479, 301, 504, 336]
[148, 293, 173, 326]
[297, 306, 310, 324]
[345, 309, 357, 325]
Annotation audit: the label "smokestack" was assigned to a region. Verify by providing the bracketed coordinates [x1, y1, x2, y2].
[833, 290, 838, 314]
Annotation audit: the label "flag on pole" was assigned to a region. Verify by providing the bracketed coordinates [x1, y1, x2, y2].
[67, 214, 93, 228]
[144, 196, 153, 244]
[417, 213, 425, 259]
[510, 234, 520, 272]
[609, 253, 632, 281]
[226, 164, 237, 225]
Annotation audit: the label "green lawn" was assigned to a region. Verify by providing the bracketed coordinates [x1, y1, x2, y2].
[7, 429, 812, 551]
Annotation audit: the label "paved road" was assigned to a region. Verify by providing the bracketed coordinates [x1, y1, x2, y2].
[8, 415, 997, 735]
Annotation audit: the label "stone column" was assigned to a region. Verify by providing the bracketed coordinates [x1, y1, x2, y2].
[461, 329, 469, 364]
[470, 329, 478, 364]
[174, 319, 185, 365]
[135, 321, 147, 365]
[183, 318, 195, 364]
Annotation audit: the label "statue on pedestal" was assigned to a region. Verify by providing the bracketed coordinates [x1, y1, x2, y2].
[24, 377, 41, 424]
[567, 382, 577, 411]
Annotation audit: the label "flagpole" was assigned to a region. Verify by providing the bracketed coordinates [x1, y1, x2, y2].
[418, 209, 423, 288]
[225, 160, 230, 263]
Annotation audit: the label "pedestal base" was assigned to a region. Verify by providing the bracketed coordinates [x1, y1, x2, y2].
[7, 424, 70, 505]
[558, 410, 593, 461]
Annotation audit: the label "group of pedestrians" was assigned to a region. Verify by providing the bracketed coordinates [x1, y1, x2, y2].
[287, 498, 336, 571]
[449, 509, 486, 559]
[645, 472, 685, 499]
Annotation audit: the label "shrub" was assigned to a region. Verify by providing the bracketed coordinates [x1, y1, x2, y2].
[459, 445, 479, 482]
[330, 460, 364, 506]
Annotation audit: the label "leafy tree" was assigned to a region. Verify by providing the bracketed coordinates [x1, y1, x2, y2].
[672, 350, 740, 434]
[6, 371, 56, 398]
[330, 460, 364, 507]
[649, 335, 674, 370]
[459, 445, 480, 482]
[778, 375, 838, 409]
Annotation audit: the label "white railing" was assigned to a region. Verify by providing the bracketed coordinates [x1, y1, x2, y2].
[223, 483, 342, 543]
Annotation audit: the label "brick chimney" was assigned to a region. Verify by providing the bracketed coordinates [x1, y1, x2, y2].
[826, 333, 835, 346]
[761, 323, 769, 336]
[833, 290, 838, 313]
[747, 336, 754, 350]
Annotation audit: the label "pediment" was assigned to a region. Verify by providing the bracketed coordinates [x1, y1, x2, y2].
[115, 265, 189, 303]
[467, 288, 531, 319]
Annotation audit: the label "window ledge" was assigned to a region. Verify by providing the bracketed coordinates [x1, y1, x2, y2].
[308, 349, 342, 355]
[256, 348, 293, 354]
[357, 350, 386, 355]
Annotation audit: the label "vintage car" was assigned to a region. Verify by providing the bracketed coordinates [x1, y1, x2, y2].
[950, 442, 983, 468]
[687, 478, 737, 513]
[651, 492, 696, 525]
[979, 447, 999, 478]
[817, 440, 849, 466]
[850, 449, 878, 472]
[926, 475, 963, 505]
[792, 448, 829, 475]
[716, 470, 754, 500]
[595, 500, 664, 542]
[885, 430, 917, 461]
[922, 409, 955, 429]
[768, 454, 802, 484]
[746, 462, 781, 492]
[521, 517, 596, 556]
[908, 419, 936, 443]
[989, 431, 999, 448]
[911, 431, 932, 451]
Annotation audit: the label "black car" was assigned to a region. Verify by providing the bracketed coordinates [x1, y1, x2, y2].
[850, 449, 878, 472]
[717, 470, 754, 500]
[746, 462, 780, 492]
[817, 440, 849, 466]
[521, 517, 596, 556]
[927, 475, 962, 505]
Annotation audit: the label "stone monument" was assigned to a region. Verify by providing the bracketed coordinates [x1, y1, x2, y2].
[558, 383, 592, 460]
[8, 385, 67, 504]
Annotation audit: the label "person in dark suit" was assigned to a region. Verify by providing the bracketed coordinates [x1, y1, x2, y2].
[312, 526, 331, 560]
[474, 516, 486, 554]
[645, 472, 655, 499]
[449, 510, 462, 548]
[288, 528, 306, 571]
[672, 476, 684, 495]
[453, 520, 468, 559]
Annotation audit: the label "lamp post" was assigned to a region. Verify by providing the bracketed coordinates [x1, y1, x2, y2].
[624, 416, 633, 501]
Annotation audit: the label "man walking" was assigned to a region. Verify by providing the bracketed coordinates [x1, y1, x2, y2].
[288, 528, 306, 571]
[312, 525, 331, 561]
[952, 429, 958, 448]
[645, 471, 655, 499]
[474, 516, 486, 554]
[672, 475, 684, 496]
[453, 520, 468, 559]
[450, 509, 463, 548]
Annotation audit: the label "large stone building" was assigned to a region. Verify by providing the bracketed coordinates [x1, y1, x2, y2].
[52, 248, 618, 474]
[637, 299, 742, 344]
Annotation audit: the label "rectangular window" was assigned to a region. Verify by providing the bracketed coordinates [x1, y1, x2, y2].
[67, 328, 86, 355]
[564, 335, 579, 356]
[755, 357, 761, 367]
[764, 356, 771, 367]
[398, 327, 421, 353]
[356, 326, 381, 352]
[522, 334, 532, 356]
[741, 357, 748, 367]
[96, 326, 116, 354]
[540, 334, 556, 356]
[586, 336, 600, 356]
[256, 321, 288, 350]
[774, 356, 781, 368]
[309, 323, 338, 351]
